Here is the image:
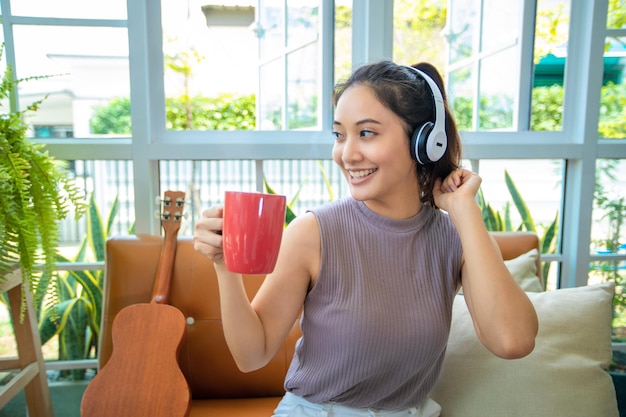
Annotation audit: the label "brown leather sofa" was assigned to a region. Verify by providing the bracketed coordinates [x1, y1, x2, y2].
[96, 232, 540, 417]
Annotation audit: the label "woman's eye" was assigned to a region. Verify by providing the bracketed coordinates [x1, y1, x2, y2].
[332, 131, 344, 140]
[360, 129, 374, 137]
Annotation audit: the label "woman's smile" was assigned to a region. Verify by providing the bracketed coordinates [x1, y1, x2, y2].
[348, 168, 378, 181]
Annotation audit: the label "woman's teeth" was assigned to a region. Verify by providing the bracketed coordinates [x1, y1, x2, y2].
[350, 169, 376, 179]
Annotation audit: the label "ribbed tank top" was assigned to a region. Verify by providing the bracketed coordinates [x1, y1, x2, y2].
[284, 197, 462, 409]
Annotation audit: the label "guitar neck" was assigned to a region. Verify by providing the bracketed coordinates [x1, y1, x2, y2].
[151, 190, 185, 305]
[151, 231, 178, 304]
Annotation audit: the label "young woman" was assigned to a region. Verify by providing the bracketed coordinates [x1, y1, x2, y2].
[193, 60, 538, 417]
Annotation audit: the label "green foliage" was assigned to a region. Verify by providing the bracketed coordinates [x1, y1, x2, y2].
[90, 94, 256, 134]
[334, 4, 352, 29]
[264, 96, 319, 130]
[393, 0, 447, 68]
[607, 0, 626, 29]
[264, 178, 299, 226]
[0, 44, 86, 313]
[530, 85, 564, 131]
[478, 170, 558, 287]
[599, 82, 626, 138]
[592, 160, 626, 330]
[90, 97, 132, 135]
[38, 194, 128, 380]
[455, 83, 623, 136]
[165, 94, 255, 130]
[452, 95, 513, 131]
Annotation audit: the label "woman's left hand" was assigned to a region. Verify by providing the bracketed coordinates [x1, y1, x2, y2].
[432, 168, 482, 213]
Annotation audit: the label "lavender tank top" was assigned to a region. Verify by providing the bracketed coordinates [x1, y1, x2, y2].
[284, 197, 462, 409]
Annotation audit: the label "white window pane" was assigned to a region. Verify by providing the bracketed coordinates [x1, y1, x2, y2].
[259, 59, 284, 130]
[287, 0, 319, 49]
[287, 44, 319, 129]
[531, 0, 570, 132]
[259, 0, 285, 61]
[447, 0, 476, 65]
[481, 0, 520, 53]
[10, 0, 126, 19]
[12, 26, 130, 138]
[161, 0, 257, 131]
[479, 50, 517, 131]
[599, 36, 626, 139]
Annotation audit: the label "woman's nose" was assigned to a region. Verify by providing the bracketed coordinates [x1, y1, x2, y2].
[341, 136, 362, 163]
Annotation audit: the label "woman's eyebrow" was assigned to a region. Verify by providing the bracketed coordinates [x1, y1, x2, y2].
[355, 118, 381, 126]
[332, 118, 381, 126]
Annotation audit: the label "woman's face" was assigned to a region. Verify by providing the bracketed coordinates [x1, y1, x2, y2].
[332, 85, 421, 218]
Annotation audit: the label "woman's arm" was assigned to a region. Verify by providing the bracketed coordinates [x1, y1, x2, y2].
[434, 169, 538, 359]
[194, 207, 318, 372]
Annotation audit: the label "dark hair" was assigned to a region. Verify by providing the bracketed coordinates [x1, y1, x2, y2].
[333, 60, 462, 206]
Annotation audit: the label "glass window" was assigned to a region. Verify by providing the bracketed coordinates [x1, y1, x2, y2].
[599, 36, 626, 139]
[479, 51, 516, 131]
[11, 25, 130, 138]
[607, 0, 626, 29]
[531, 0, 570, 132]
[286, 0, 319, 49]
[446, 0, 526, 131]
[392, 0, 447, 69]
[591, 159, 626, 255]
[334, 0, 352, 84]
[160, 0, 323, 132]
[446, 0, 475, 65]
[591, 159, 626, 344]
[286, 44, 319, 130]
[481, 0, 520, 53]
[161, 0, 258, 131]
[9, 0, 127, 19]
[448, 64, 474, 130]
[475, 159, 563, 289]
[257, 0, 323, 131]
[159, 159, 348, 236]
[59, 159, 135, 246]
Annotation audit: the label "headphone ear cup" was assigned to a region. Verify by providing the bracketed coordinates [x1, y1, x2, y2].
[411, 122, 434, 165]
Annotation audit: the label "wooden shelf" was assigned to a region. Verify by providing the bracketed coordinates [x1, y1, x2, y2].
[0, 270, 54, 416]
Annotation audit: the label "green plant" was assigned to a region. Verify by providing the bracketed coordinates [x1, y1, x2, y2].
[0, 43, 85, 314]
[90, 94, 256, 134]
[38, 193, 128, 380]
[592, 160, 626, 336]
[478, 169, 558, 286]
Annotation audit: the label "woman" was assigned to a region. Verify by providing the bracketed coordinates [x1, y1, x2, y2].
[193, 60, 538, 417]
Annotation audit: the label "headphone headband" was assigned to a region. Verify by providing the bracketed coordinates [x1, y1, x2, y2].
[406, 66, 448, 164]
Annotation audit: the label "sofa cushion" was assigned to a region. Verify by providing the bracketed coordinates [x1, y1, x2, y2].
[430, 282, 618, 417]
[505, 248, 543, 292]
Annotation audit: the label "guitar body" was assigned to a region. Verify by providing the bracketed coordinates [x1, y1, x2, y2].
[81, 191, 190, 417]
[81, 304, 190, 417]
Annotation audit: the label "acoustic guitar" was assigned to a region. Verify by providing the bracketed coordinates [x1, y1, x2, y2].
[81, 190, 191, 417]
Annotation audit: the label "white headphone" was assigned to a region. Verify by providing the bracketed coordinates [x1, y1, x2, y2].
[406, 66, 448, 165]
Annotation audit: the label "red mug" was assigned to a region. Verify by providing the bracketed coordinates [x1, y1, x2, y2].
[223, 191, 287, 275]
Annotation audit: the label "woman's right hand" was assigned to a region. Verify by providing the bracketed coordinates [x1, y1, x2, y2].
[193, 205, 225, 264]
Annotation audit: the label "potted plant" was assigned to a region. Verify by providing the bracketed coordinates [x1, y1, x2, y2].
[0, 43, 85, 313]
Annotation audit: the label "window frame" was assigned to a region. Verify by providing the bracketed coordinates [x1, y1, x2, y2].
[2, 0, 625, 290]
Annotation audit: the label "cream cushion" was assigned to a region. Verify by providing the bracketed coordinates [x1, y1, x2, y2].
[430, 282, 618, 417]
[505, 248, 543, 292]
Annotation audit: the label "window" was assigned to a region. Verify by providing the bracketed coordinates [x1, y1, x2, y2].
[2, 0, 625, 364]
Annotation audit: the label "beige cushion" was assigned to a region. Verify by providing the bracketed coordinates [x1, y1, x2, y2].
[505, 248, 543, 292]
[431, 282, 618, 417]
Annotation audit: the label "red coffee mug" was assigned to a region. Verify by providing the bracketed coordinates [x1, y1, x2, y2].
[223, 191, 287, 275]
